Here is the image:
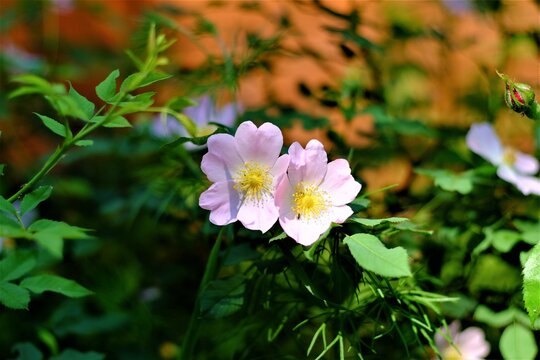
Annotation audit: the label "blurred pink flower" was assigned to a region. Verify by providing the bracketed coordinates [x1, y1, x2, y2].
[151, 95, 240, 150]
[275, 140, 361, 246]
[466, 122, 540, 195]
[435, 321, 490, 360]
[199, 121, 289, 233]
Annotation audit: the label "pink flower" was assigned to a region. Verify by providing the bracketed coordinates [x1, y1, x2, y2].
[275, 140, 361, 246]
[199, 121, 289, 232]
[466, 123, 540, 196]
[435, 321, 490, 360]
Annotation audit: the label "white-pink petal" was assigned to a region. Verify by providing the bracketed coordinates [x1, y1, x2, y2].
[270, 154, 290, 186]
[456, 327, 491, 359]
[235, 121, 283, 165]
[329, 205, 354, 224]
[199, 181, 240, 225]
[237, 197, 279, 233]
[466, 123, 504, 165]
[206, 133, 244, 172]
[287, 140, 328, 186]
[320, 159, 362, 206]
[514, 151, 539, 175]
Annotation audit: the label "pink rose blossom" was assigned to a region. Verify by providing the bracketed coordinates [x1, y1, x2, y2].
[275, 140, 361, 246]
[199, 121, 289, 233]
[434, 321, 490, 360]
[466, 122, 540, 196]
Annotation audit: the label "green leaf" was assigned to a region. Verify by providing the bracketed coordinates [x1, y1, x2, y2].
[499, 323, 538, 360]
[514, 220, 540, 245]
[200, 275, 245, 319]
[10, 342, 43, 360]
[103, 115, 131, 128]
[0, 281, 30, 309]
[0, 195, 17, 216]
[0, 251, 36, 282]
[349, 217, 409, 227]
[0, 164, 4, 176]
[167, 96, 197, 111]
[491, 230, 521, 253]
[20, 185, 52, 216]
[75, 140, 94, 147]
[468, 254, 521, 295]
[32, 232, 63, 258]
[68, 84, 95, 121]
[20, 274, 93, 298]
[120, 71, 171, 93]
[0, 218, 28, 238]
[415, 168, 474, 194]
[343, 233, 411, 277]
[116, 92, 155, 115]
[50, 350, 104, 360]
[95, 69, 119, 102]
[473, 305, 532, 328]
[523, 242, 540, 324]
[28, 219, 89, 239]
[34, 114, 66, 137]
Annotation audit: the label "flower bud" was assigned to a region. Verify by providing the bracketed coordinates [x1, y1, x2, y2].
[504, 82, 535, 113]
[497, 71, 536, 114]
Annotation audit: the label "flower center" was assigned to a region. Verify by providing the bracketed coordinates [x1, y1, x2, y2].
[234, 162, 273, 203]
[292, 183, 329, 220]
[442, 346, 463, 360]
[503, 148, 516, 166]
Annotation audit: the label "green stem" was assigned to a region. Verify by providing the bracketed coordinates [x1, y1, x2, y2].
[179, 228, 225, 360]
[8, 145, 66, 202]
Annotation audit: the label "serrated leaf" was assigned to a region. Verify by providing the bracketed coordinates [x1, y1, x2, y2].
[34, 114, 66, 137]
[33, 232, 63, 258]
[0, 195, 17, 216]
[344, 233, 411, 277]
[0, 281, 30, 309]
[499, 323, 538, 360]
[20, 186, 52, 216]
[523, 242, 540, 324]
[68, 84, 95, 121]
[95, 69, 119, 102]
[200, 275, 245, 319]
[50, 350, 104, 360]
[20, 274, 93, 298]
[28, 219, 89, 239]
[10, 342, 43, 360]
[0, 252, 36, 282]
[349, 217, 409, 227]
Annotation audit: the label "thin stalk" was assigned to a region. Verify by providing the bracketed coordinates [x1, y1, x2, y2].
[179, 228, 225, 360]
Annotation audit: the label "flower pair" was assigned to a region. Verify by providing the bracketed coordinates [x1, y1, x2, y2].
[199, 121, 361, 246]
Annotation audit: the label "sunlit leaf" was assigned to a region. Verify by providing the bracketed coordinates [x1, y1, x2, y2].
[34, 114, 66, 137]
[499, 323, 538, 360]
[68, 84, 95, 121]
[349, 217, 409, 227]
[95, 69, 119, 102]
[344, 233, 411, 277]
[523, 242, 540, 325]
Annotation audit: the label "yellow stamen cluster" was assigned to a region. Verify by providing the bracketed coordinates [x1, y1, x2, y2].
[502, 148, 516, 166]
[234, 162, 273, 203]
[292, 183, 329, 220]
